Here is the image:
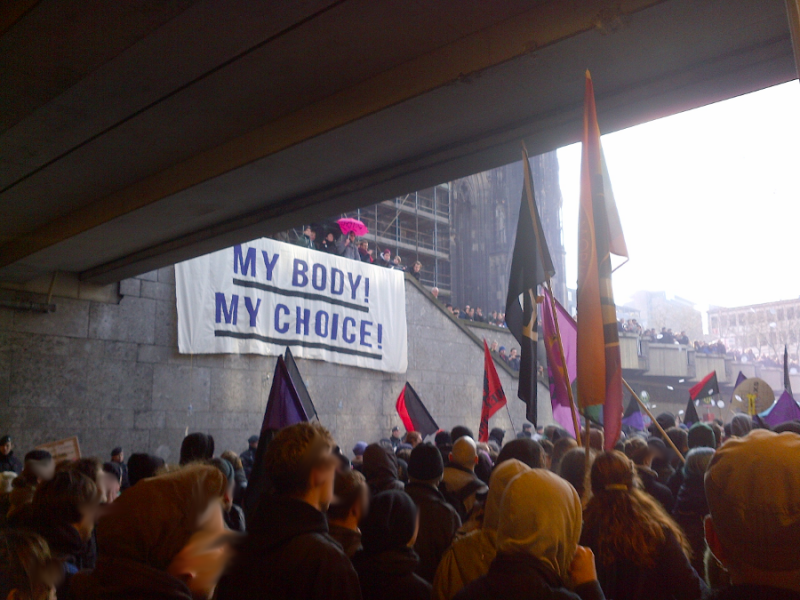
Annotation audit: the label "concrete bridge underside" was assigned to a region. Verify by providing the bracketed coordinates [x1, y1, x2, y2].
[0, 0, 798, 285]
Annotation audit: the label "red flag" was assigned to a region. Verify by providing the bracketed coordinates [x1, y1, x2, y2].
[395, 382, 439, 438]
[576, 71, 628, 450]
[480, 340, 507, 442]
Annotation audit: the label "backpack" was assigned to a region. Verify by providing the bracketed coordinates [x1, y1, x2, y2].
[438, 478, 486, 522]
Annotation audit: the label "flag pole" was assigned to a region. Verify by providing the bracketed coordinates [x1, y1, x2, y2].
[505, 403, 517, 437]
[623, 378, 686, 464]
[544, 280, 582, 447]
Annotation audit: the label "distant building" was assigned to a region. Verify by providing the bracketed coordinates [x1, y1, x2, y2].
[709, 298, 800, 355]
[323, 151, 566, 313]
[626, 290, 702, 342]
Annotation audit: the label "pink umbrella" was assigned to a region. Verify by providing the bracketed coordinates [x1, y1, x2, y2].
[337, 217, 369, 237]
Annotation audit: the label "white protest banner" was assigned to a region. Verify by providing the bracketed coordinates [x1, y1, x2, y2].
[176, 238, 408, 373]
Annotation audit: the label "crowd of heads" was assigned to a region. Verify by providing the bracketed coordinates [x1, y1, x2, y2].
[2, 410, 800, 600]
[443, 304, 506, 329]
[293, 225, 420, 277]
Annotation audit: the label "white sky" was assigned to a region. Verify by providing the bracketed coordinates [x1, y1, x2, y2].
[557, 80, 800, 313]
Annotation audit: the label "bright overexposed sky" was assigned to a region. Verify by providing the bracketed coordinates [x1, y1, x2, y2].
[557, 81, 800, 313]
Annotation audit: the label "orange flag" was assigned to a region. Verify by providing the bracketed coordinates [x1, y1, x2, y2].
[576, 71, 628, 449]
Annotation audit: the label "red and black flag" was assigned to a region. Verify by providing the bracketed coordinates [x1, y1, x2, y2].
[396, 382, 439, 439]
[479, 340, 508, 442]
[576, 71, 629, 450]
[505, 145, 555, 426]
[689, 371, 720, 401]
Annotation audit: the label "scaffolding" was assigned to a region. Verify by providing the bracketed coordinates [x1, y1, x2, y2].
[347, 183, 452, 298]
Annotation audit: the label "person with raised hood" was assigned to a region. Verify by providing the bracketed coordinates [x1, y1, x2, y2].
[454, 469, 603, 599]
[433, 459, 531, 600]
[704, 429, 800, 599]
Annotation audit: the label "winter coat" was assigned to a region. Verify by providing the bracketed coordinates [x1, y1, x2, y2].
[240, 447, 256, 479]
[117, 461, 130, 490]
[353, 547, 432, 600]
[666, 467, 684, 498]
[362, 444, 404, 496]
[224, 504, 246, 532]
[328, 523, 362, 558]
[71, 556, 193, 600]
[294, 233, 315, 249]
[0, 451, 22, 474]
[336, 235, 362, 261]
[433, 528, 495, 600]
[581, 525, 706, 600]
[636, 465, 674, 512]
[454, 553, 605, 600]
[216, 496, 362, 600]
[404, 482, 461, 583]
[704, 585, 800, 600]
[441, 465, 487, 519]
[672, 472, 710, 580]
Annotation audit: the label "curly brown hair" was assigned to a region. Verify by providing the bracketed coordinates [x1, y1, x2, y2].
[583, 451, 691, 569]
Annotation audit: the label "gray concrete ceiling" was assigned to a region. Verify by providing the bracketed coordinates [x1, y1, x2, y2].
[0, 0, 796, 283]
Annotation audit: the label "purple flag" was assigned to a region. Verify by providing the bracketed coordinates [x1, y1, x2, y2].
[264, 356, 308, 430]
[761, 390, 800, 428]
[621, 395, 645, 431]
[542, 289, 578, 437]
[244, 356, 309, 518]
[730, 371, 746, 403]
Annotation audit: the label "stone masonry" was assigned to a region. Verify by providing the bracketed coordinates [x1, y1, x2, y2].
[0, 266, 552, 463]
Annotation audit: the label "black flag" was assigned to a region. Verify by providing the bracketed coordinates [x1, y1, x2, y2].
[284, 347, 318, 420]
[505, 146, 555, 426]
[396, 383, 439, 438]
[785, 345, 793, 397]
[684, 398, 700, 427]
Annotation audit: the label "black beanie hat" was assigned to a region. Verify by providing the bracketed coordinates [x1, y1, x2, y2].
[127, 453, 166, 486]
[407, 442, 443, 481]
[361, 490, 417, 554]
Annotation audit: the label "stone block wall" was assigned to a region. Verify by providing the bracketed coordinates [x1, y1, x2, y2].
[0, 267, 551, 463]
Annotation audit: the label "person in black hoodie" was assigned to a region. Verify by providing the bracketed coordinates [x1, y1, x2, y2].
[672, 447, 714, 582]
[216, 422, 361, 600]
[404, 443, 461, 583]
[353, 490, 431, 600]
[362, 443, 404, 496]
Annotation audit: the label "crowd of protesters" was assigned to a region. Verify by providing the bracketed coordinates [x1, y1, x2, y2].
[3, 408, 800, 600]
[292, 225, 424, 277]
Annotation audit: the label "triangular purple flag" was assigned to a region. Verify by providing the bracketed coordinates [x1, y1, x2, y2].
[243, 356, 309, 519]
[264, 356, 308, 430]
[621, 395, 645, 431]
[761, 390, 800, 428]
[730, 371, 746, 404]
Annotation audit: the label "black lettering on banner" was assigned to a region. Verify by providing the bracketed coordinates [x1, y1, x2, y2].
[232, 279, 368, 313]
[214, 330, 383, 360]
